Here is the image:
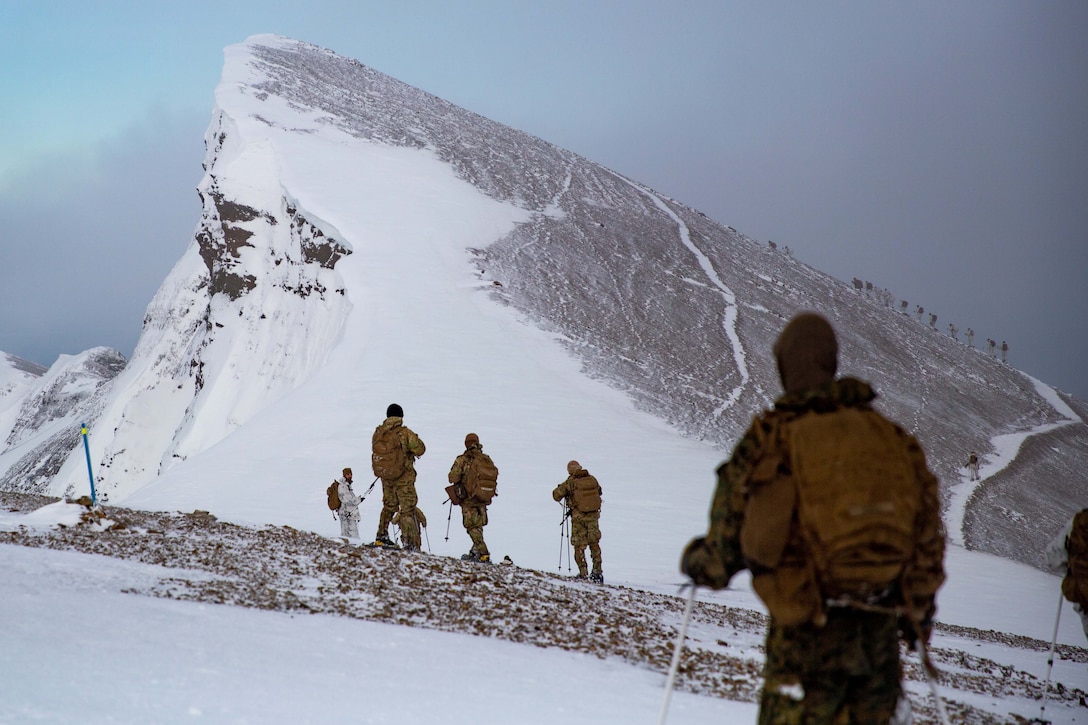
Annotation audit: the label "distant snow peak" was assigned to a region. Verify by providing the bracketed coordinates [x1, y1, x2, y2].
[0, 347, 125, 493]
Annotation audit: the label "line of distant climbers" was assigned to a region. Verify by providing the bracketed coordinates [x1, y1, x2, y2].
[761, 240, 1010, 363]
[847, 274, 1009, 363]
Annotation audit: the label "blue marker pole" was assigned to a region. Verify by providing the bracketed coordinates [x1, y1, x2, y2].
[80, 423, 97, 507]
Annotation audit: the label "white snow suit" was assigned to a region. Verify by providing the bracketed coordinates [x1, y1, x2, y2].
[338, 477, 362, 540]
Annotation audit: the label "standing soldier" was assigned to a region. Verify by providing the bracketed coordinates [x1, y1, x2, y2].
[1001, 341, 1008, 363]
[553, 460, 604, 583]
[447, 433, 499, 563]
[680, 312, 945, 723]
[371, 403, 426, 550]
[948, 323, 958, 341]
[967, 328, 975, 348]
[965, 451, 980, 481]
[336, 467, 362, 542]
[988, 338, 997, 357]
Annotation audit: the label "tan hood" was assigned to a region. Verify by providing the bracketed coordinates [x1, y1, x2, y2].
[773, 312, 838, 395]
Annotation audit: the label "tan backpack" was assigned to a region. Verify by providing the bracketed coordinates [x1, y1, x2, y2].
[571, 473, 602, 513]
[788, 407, 920, 600]
[463, 452, 499, 504]
[326, 480, 341, 511]
[371, 424, 407, 480]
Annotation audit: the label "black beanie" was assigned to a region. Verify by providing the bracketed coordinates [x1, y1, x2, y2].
[386, 403, 404, 418]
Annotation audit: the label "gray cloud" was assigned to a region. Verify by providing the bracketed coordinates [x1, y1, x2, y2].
[0, 108, 205, 367]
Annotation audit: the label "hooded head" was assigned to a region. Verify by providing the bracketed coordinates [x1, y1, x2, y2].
[773, 312, 838, 395]
[386, 403, 404, 418]
[465, 433, 480, 448]
[567, 460, 581, 475]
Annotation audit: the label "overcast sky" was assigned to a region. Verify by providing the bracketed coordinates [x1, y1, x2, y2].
[2, 1, 1085, 399]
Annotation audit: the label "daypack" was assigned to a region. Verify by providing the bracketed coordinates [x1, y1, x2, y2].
[327, 480, 341, 511]
[372, 424, 407, 480]
[1063, 509, 1088, 608]
[788, 406, 920, 599]
[463, 452, 499, 504]
[570, 473, 602, 513]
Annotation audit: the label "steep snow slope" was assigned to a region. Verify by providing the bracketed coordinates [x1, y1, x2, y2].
[1, 35, 1084, 576]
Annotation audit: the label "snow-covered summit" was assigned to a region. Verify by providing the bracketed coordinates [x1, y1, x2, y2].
[0, 35, 1084, 577]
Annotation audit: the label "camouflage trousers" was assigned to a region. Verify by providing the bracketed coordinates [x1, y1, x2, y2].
[570, 513, 602, 576]
[461, 502, 489, 556]
[377, 475, 421, 549]
[759, 609, 901, 725]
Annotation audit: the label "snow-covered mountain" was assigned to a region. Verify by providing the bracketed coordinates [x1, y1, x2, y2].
[0, 34, 1084, 579]
[0, 348, 125, 492]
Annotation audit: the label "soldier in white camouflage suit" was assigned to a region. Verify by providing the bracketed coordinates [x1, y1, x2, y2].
[337, 467, 362, 541]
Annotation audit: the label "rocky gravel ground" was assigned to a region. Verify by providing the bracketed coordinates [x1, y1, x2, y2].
[2, 492, 1085, 723]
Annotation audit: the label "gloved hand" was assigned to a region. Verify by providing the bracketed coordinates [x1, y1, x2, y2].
[898, 610, 933, 650]
[680, 536, 729, 589]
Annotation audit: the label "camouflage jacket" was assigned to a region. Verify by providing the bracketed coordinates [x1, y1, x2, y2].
[705, 377, 945, 625]
[553, 470, 601, 521]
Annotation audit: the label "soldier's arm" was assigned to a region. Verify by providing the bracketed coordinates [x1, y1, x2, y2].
[404, 428, 425, 458]
[552, 479, 570, 503]
[903, 437, 946, 622]
[705, 419, 768, 580]
[448, 455, 465, 484]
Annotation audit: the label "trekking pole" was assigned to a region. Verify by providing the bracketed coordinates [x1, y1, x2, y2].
[915, 639, 951, 725]
[423, 525, 432, 554]
[565, 512, 573, 573]
[444, 499, 453, 542]
[657, 583, 697, 725]
[1039, 589, 1065, 723]
[359, 477, 378, 502]
[558, 505, 566, 572]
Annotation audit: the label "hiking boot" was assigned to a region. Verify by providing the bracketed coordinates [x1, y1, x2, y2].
[478, 554, 491, 563]
[574, 572, 589, 580]
[371, 535, 397, 547]
[589, 571, 604, 584]
[461, 552, 479, 562]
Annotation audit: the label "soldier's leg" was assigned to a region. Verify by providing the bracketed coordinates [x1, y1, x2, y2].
[571, 519, 589, 577]
[586, 517, 603, 574]
[396, 478, 420, 550]
[841, 613, 901, 722]
[759, 611, 900, 724]
[340, 513, 359, 540]
[376, 479, 397, 540]
[462, 505, 489, 557]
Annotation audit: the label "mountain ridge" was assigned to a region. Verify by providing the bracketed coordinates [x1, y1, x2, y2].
[0, 34, 1083, 576]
